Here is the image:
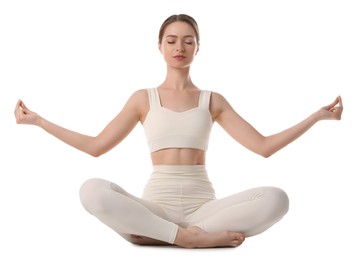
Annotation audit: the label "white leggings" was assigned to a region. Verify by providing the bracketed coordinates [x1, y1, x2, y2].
[79, 165, 289, 244]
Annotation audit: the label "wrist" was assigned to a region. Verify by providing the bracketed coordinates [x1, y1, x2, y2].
[35, 116, 45, 127]
[310, 111, 322, 123]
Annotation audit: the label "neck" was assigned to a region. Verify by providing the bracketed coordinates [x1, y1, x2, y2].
[161, 66, 194, 91]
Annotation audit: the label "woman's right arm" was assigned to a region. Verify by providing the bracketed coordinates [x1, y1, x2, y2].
[14, 90, 147, 157]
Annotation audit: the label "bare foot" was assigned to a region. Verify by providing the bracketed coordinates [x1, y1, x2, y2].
[174, 226, 245, 248]
[129, 234, 170, 246]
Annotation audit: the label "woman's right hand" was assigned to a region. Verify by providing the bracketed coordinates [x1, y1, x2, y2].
[14, 100, 40, 125]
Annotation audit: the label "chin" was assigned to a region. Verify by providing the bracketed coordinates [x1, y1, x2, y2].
[169, 62, 193, 69]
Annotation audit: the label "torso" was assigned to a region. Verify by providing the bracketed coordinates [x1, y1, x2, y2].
[139, 86, 212, 166]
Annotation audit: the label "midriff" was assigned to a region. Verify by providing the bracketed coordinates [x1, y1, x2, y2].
[150, 148, 205, 165]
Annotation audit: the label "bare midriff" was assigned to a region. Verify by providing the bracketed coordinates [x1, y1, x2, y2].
[150, 148, 205, 165]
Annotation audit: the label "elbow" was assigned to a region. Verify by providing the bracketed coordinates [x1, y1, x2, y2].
[251, 147, 272, 158]
[260, 151, 272, 158]
[87, 136, 110, 157]
[89, 151, 102, 158]
[257, 144, 274, 158]
[259, 146, 278, 158]
[87, 143, 105, 158]
[89, 147, 107, 157]
[257, 137, 275, 158]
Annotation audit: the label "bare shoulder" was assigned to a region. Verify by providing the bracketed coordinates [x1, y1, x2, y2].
[209, 91, 233, 119]
[125, 89, 148, 107]
[210, 91, 229, 110]
[124, 88, 149, 122]
[128, 88, 148, 101]
[210, 91, 228, 104]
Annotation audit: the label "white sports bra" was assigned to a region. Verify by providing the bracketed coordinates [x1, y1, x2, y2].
[143, 88, 213, 153]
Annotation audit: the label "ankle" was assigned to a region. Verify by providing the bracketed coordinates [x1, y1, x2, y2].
[174, 227, 198, 248]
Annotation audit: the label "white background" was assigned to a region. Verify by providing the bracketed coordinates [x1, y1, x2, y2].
[1, 0, 357, 259]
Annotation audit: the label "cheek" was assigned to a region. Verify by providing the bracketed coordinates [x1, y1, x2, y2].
[189, 47, 198, 56]
[159, 44, 172, 55]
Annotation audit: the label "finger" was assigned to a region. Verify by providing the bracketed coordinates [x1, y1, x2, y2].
[329, 104, 342, 112]
[14, 99, 22, 113]
[328, 97, 339, 109]
[337, 95, 343, 108]
[19, 101, 33, 115]
[329, 107, 337, 113]
[15, 107, 24, 123]
[329, 106, 343, 119]
[19, 100, 29, 110]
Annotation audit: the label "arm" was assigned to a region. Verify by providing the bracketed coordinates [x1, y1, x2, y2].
[14, 90, 147, 157]
[211, 93, 343, 158]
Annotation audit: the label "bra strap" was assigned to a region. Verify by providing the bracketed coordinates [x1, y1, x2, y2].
[147, 88, 161, 108]
[199, 90, 212, 109]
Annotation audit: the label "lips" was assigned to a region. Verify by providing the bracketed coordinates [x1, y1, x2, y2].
[173, 55, 186, 61]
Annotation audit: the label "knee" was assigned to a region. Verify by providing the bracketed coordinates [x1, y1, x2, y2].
[245, 187, 289, 237]
[267, 187, 289, 217]
[79, 178, 108, 214]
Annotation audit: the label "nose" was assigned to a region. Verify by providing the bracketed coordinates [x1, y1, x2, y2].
[176, 42, 184, 52]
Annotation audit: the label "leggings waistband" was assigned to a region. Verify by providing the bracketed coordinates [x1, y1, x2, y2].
[151, 165, 209, 181]
[152, 165, 206, 173]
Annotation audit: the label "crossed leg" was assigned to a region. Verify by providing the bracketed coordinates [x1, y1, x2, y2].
[79, 178, 178, 244]
[187, 186, 290, 237]
[79, 178, 246, 248]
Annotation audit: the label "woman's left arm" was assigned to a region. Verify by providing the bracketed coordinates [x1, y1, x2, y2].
[212, 93, 343, 158]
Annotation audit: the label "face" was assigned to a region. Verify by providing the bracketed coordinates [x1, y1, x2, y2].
[159, 21, 199, 69]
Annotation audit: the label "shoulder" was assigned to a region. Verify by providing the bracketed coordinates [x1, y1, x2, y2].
[125, 88, 149, 105]
[210, 91, 226, 101]
[123, 89, 150, 121]
[209, 91, 231, 108]
[209, 91, 234, 120]
[129, 88, 149, 99]
[120, 88, 149, 112]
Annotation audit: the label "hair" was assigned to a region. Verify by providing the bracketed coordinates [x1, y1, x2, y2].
[158, 14, 200, 44]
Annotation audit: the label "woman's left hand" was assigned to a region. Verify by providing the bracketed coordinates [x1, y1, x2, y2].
[316, 96, 343, 121]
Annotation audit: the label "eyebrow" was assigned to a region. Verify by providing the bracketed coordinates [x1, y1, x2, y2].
[165, 35, 194, 39]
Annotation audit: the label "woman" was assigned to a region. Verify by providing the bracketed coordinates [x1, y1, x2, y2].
[14, 14, 343, 248]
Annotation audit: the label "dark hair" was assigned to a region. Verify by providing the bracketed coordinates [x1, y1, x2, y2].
[158, 14, 200, 44]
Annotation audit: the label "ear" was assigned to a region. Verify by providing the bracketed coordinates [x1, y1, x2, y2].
[195, 45, 200, 55]
[158, 42, 163, 54]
